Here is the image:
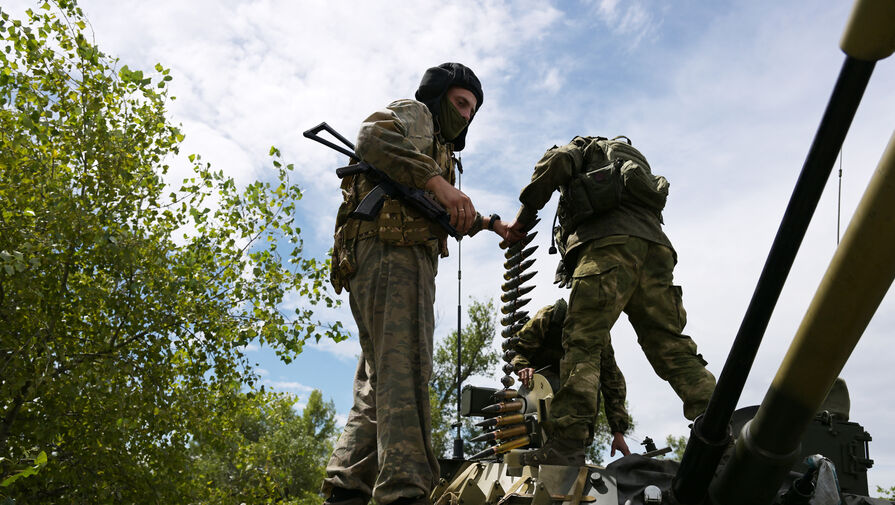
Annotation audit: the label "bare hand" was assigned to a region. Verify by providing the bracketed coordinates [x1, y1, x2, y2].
[491, 219, 510, 240]
[504, 218, 527, 244]
[610, 432, 630, 457]
[425, 176, 475, 234]
[516, 367, 534, 388]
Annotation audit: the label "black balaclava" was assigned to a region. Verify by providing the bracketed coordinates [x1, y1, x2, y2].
[414, 62, 483, 151]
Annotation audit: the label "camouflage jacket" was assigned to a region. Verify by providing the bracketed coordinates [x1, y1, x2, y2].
[515, 137, 672, 262]
[511, 300, 630, 434]
[330, 99, 483, 293]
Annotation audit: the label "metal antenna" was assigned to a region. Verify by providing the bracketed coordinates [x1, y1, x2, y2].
[837, 147, 843, 245]
[452, 156, 464, 460]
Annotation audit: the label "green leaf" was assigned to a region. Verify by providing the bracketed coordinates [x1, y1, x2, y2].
[0, 4, 347, 500]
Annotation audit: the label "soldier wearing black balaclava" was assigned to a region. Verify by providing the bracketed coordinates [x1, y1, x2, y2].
[322, 63, 507, 505]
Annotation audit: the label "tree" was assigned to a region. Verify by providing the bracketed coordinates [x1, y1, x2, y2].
[0, 2, 344, 502]
[663, 434, 688, 461]
[430, 298, 500, 457]
[877, 485, 895, 500]
[429, 298, 635, 464]
[585, 405, 628, 465]
[189, 388, 338, 505]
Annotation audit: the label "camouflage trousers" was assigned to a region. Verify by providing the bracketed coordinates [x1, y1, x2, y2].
[323, 238, 440, 505]
[550, 236, 716, 440]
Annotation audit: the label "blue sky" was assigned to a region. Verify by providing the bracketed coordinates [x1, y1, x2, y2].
[8, 0, 895, 492]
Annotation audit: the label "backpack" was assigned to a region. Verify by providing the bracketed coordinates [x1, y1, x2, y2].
[558, 136, 668, 230]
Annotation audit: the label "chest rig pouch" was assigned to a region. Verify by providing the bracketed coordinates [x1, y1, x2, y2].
[556, 136, 623, 234]
[368, 140, 455, 255]
[556, 136, 668, 234]
[330, 139, 456, 293]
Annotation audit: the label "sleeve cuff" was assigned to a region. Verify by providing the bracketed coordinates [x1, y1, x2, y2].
[608, 416, 629, 434]
[511, 356, 532, 371]
[515, 205, 538, 228]
[465, 212, 484, 237]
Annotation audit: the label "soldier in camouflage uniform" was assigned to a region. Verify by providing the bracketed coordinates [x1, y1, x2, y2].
[505, 136, 716, 465]
[322, 63, 509, 505]
[510, 298, 631, 458]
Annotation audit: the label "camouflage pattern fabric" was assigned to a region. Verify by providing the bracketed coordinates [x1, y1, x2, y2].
[323, 238, 440, 504]
[513, 136, 672, 261]
[356, 99, 451, 190]
[598, 344, 630, 435]
[353, 99, 483, 253]
[509, 302, 564, 373]
[326, 97, 488, 503]
[330, 100, 484, 293]
[549, 236, 716, 440]
[510, 301, 630, 435]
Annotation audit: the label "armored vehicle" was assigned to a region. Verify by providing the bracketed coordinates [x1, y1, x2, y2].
[432, 0, 895, 503]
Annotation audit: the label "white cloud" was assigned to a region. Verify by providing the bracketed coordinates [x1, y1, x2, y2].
[6, 0, 894, 491]
[535, 68, 563, 94]
[587, 0, 661, 48]
[309, 335, 362, 363]
[265, 380, 314, 393]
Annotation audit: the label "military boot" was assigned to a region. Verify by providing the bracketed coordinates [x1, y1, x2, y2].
[323, 488, 369, 505]
[519, 436, 586, 466]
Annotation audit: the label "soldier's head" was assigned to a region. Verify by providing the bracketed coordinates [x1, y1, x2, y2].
[415, 62, 483, 151]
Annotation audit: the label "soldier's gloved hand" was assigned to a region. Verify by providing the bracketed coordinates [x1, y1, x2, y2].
[425, 175, 475, 234]
[610, 432, 630, 457]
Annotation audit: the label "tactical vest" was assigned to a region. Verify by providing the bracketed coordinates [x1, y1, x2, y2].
[330, 139, 455, 294]
[554, 136, 668, 259]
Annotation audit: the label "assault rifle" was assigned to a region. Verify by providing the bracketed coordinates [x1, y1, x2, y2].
[303, 122, 460, 239]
